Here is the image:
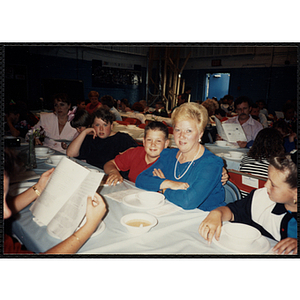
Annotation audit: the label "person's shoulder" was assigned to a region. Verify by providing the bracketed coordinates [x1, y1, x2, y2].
[203, 147, 223, 164]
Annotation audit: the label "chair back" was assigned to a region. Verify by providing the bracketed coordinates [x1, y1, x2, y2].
[123, 117, 141, 125]
[224, 181, 241, 204]
[227, 169, 267, 198]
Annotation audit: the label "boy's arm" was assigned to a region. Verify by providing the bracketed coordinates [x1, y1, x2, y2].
[67, 128, 95, 157]
[198, 206, 234, 244]
[104, 159, 124, 186]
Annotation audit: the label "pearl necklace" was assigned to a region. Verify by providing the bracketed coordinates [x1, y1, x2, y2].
[174, 145, 201, 180]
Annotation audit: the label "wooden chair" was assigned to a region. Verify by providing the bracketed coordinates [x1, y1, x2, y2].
[227, 169, 267, 198]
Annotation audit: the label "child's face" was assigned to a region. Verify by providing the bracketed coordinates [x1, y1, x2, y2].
[265, 165, 297, 206]
[143, 129, 169, 159]
[92, 117, 112, 139]
[78, 101, 86, 110]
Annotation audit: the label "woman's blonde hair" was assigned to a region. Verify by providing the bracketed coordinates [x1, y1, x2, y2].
[171, 102, 208, 133]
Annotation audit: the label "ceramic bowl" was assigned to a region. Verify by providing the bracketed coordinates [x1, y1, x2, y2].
[228, 151, 243, 159]
[120, 213, 158, 235]
[219, 223, 261, 251]
[137, 191, 165, 207]
[215, 141, 228, 147]
[47, 155, 64, 166]
[35, 146, 50, 156]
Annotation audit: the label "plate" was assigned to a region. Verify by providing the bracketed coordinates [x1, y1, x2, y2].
[122, 194, 165, 209]
[9, 182, 37, 196]
[36, 150, 55, 159]
[212, 226, 271, 254]
[223, 153, 243, 161]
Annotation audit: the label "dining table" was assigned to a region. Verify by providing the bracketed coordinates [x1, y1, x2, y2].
[7, 144, 276, 256]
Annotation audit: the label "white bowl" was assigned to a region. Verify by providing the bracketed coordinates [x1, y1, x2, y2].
[47, 155, 64, 166]
[220, 223, 261, 251]
[215, 141, 228, 147]
[35, 146, 50, 155]
[120, 213, 158, 235]
[228, 151, 243, 159]
[137, 191, 165, 207]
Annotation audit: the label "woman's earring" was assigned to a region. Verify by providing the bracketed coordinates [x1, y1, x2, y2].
[294, 199, 297, 204]
[199, 137, 202, 142]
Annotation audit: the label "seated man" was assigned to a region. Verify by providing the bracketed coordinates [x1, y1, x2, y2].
[104, 121, 169, 184]
[223, 96, 263, 148]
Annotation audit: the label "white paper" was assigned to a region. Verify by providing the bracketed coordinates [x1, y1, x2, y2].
[222, 123, 247, 143]
[214, 117, 228, 140]
[47, 171, 104, 240]
[30, 157, 90, 225]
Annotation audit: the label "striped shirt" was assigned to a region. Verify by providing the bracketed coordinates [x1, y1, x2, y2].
[239, 155, 269, 198]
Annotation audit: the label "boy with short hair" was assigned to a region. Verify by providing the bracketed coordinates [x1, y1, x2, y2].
[104, 121, 169, 184]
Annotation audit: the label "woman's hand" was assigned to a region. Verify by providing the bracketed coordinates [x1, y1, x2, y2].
[153, 168, 165, 179]
[35, 168, 55, 193]
[237, 141, 247, 148]
[272, 238, 297, 255]
[160, 179, 189, 191]
[34, 137, 43, 145]
[198, 210, 223, 245]
[106, 170, 124, 186]
[85, 193, 107, 230]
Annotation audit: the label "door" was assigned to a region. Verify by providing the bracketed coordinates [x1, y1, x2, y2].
[205, 73, 230, 100]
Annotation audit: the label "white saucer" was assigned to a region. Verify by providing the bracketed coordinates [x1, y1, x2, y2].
[122, 194, 165, 209]
[212, 228, 271, 254]
[45, 161, 59, 167]
[223, 153, 243, 161]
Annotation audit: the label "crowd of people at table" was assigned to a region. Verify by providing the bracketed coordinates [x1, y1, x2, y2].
[4, 90, 298, 255]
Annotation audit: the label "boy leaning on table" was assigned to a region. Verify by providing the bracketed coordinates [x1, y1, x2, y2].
[199, 153, 298, 255]
[104, 121, 229, 186]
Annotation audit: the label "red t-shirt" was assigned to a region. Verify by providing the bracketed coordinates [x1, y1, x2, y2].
[114, 146, 158, 183]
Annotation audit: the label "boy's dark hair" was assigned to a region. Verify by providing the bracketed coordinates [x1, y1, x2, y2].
[234, 96, 252, 110]
[144, 121, 169, 139]
[91, 107, 115, 124]
[269, 153, 297, 189]
[215, 108, 226, 117]
[101, 95, 114, 108]
[70, 109, 92, 128]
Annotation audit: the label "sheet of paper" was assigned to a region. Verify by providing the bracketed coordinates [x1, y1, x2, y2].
[214, 117, 228, 140]
[47, 172, 104, 240]
[30, 157, 90, 226]
[222, 123, 247, 143]
[105, 188, 143, 203]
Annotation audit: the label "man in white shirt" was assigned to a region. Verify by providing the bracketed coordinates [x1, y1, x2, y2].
[224, 96, 263, 148]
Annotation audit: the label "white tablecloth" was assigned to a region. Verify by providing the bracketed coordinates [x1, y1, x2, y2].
[10, 153, 276, 255]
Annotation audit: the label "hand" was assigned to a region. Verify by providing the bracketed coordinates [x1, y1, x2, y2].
[85, 193, 107, 229]
[34, 137, 43, 145]
[153, 168, 166, 179]
[198, 210, 223, 245]
[35, 168, 55, 193]
[221, 167, 228, 186]
[61, 142, 68, 150]
[272, 238, 297, 255]
[288, 132, 297, 142]
[85, 127, 97, 139]
[237, 141, 247, 148]
[160, 179, 189, 190]
[106, 171, 123, 186]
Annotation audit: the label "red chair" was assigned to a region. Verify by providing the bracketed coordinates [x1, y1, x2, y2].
[138, 124, 146, 129]
[123, 117, 141, 126]
[162, 121, 173, 134]
[227, 169, 267, 198]
[115, 120, 129, 126]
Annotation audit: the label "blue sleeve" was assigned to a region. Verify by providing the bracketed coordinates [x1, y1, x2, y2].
[246, 140, 254, 148]
[163, 154, 224, 210]
[135, 149, 170, 191]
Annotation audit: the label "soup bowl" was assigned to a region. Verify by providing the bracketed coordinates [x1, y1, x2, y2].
[215, 141, 228, 147]
[35, 146, 50, 156]
[120, 213, 158, 235]
[228, 151, 243, 159]
[137, 191, 165, 208]
[46, 155, 64, 166]
[219, 223, 261, 252]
